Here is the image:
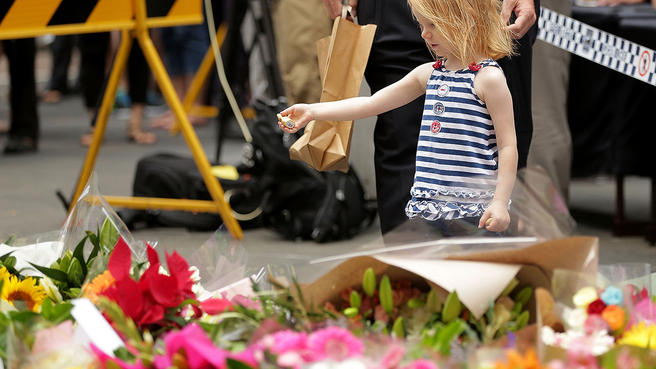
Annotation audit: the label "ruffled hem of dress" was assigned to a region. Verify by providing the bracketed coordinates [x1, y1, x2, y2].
[410, 188, 496, 200]
[405, 199, 489, 220]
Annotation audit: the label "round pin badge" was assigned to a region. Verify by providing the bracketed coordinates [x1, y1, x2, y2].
[431, 121, 441, 134]
[433, 102, 445, 115]
[436, 84, 449, 97]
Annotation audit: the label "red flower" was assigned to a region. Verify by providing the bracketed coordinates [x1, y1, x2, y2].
[201, 298, 234, 315]
[100, 237, 198, 329]
[587, 298, 607, 315]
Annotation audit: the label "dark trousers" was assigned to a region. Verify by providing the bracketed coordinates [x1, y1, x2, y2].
[48, 35, 76, 93]
[358, 0, 538, 235]
[78, 33, 149, 115]
[3, 38, 39, 142]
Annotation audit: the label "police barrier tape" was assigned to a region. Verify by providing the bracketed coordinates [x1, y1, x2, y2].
[538, 6, 656, 87]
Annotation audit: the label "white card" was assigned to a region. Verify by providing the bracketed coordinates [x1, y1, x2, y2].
[71, 298, 124, 357]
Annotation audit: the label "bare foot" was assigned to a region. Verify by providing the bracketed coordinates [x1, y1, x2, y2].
[149, 111, 174, 130]
[42, 90, 63, 104]
[127, 121, 157, 145]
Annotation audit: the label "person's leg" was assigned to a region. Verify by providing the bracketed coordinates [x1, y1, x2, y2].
[3, 38, 39, 154]
[43, 35, 75, 103]
[126, 41, 156, 144]
[496, 0, 540, 170]
[358, 0, 433, 235]
[78, 32, 110, 146]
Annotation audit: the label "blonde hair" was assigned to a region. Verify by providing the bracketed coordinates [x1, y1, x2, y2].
[408, 0, 515, 64]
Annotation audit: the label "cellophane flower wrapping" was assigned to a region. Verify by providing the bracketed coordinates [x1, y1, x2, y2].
[539, 263, 655, 364]
[5, 317, 93, 369]
[59, 172, 146, 263]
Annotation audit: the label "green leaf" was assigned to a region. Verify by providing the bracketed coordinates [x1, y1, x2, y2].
[59, 251, 73, 274]
[407, 297, 425, 309]
[350, 290, 361, 309]
[514, 287, 533, 307]
[3, 256, 16, 269]
[0, 251, 15, 263]
[426, 289, 442, 313]
[499, 278, 519, 298]
[343, 307, 359, 318]
[226, 358, 256, 369]
[28, 263, 69, 283]
[3, 235, 15, 245]
[67, 258, 84, 287]
[363, 268, 376, 298]
[379, 275, 393, 316]
[72, 238, 88, 277]
[515, 310, 529, 330]
[392, 317, 405, 338]
[99, 218, 119, 251]
[442, 291, 462, 323]
[435, 319, 466, 355]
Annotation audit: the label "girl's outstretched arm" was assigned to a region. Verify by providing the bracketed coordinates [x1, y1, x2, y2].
[474, 66, 518, 232]
[279, 63, 433, 133]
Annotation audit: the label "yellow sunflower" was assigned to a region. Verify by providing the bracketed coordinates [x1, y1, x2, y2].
[0, 267, 10, 281]
[618, 322, 656, 349]
[1, 275, 47, 312]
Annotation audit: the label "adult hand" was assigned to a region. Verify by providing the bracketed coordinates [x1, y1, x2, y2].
[322, 0, 359, 19]
[501, 0, 537, 39]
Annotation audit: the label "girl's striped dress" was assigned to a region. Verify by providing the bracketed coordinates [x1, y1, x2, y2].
[405, 59, 503, 221]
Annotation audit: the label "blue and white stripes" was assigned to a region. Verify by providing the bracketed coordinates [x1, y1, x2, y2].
[406, 60, 500, 221]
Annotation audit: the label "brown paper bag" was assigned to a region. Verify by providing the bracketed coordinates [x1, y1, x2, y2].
[289, 12, 377, 172]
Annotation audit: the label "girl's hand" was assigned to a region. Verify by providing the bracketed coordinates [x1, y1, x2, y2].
[278, 104, 313, 133]
[479, 201, 510, 232]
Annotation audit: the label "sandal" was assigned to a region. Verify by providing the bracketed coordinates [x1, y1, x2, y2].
[127, 124, 157, 145]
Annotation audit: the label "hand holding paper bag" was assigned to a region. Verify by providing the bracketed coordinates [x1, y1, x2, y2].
[288, 13, 376, 172]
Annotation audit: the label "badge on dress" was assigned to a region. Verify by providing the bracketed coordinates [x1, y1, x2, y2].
[433, 102, 445, 115]
[431, 121, 441, 134]
[437, 84, 449, 97]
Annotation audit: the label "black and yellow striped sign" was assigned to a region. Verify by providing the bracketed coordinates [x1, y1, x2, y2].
[0, 0, 202, 40]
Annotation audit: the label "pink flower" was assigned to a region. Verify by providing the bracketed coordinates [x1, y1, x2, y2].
[583, 315, 609, 335]
[91, 344, 147, 369]
[616, 348, 640, 369]
[401, 359, 440, 369]
[268, 330, 309, 355]
[566, 340, 600, 369]
[153, 323, 256, 369]
[31, 320, 74, 355]
[629, 298, 656, 327]
[377, 344, 406, 369]
[306, 326, 365, 362]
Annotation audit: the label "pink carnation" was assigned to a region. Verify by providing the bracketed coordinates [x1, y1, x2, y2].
[377, 344, 406, 369]
[402, 359, 440, 369]
[306, 326, 365, 362]
[268, 330, 309, 355]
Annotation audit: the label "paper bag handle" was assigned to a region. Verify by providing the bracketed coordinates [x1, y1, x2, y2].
[341, 4, 358, 24]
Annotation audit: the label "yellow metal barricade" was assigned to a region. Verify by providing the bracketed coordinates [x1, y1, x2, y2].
[0, 0, 243, 240]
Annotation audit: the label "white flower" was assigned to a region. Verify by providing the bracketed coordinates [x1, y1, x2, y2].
[563, 307, 588, 331]
[540, 326, 614, 356]
[541, 326, 556, 346]
[40, 277, 62, 304]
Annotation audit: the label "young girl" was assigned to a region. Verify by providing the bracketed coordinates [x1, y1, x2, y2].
[279, 0, 517, 235]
